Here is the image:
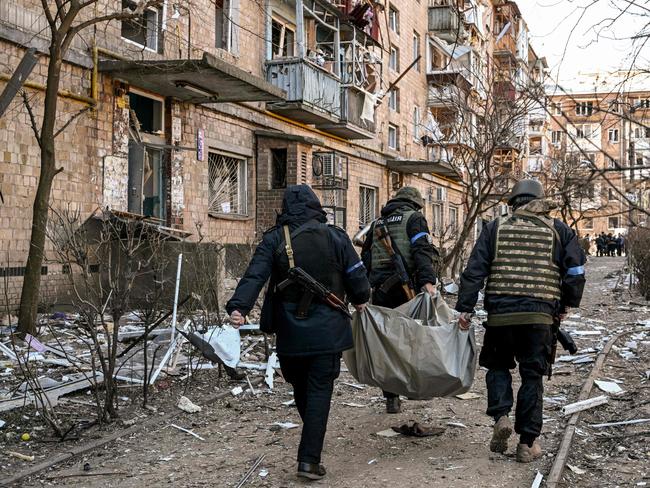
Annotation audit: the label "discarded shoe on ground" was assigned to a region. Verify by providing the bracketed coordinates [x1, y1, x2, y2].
[391, 421, 446, 437]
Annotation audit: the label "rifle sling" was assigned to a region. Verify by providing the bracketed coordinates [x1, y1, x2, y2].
[283, 225, 295, 269]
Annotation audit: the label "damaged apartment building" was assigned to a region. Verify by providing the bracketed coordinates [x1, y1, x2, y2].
[0, 0, 544, 307]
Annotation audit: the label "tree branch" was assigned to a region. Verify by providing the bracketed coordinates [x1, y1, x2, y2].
[40, 0, 56, 29]
[21, 90, 42, 148]
[54, 105, 93, 138]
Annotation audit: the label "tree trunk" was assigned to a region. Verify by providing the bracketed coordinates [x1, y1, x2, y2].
[17, 46, 62, 336]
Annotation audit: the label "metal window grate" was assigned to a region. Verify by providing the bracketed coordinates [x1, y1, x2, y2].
[359, 186, 376, 227]
[208, 153, 247, 216]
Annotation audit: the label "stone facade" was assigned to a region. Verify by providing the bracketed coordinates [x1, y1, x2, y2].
[0, 0, 543, 308]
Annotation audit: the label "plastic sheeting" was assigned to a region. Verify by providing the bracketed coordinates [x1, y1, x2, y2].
[343, 293, 476, 400]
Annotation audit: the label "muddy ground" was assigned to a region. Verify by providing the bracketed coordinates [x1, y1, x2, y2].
[2, 256, 649, 487]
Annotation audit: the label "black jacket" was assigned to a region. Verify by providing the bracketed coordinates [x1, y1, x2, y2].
[361, 198, 439, 290]
[455, 216, 586, 318]
[226, 185, 370, 356]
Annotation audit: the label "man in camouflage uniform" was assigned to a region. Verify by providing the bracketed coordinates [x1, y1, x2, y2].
[361, 186, 439, 413]
[456, 179, 585, 462]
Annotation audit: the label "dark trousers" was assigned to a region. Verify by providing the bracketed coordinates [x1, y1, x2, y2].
[372, 287, 408, 400]
[279, 354, 341, 464]
[479, 324, 552, 442]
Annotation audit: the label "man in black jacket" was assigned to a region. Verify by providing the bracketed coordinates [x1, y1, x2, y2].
[456, 179, 585, 463]
[361, 186, 439, 413]
[226, 185, 370, 481]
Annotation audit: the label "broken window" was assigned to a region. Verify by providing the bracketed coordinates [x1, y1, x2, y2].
[121, 0, 161, 51]
[359, 185, 377, 228]
[389, 45, 400, 71]
[271, 17, 296, 58]
[208, 152, 248, 216]
[388, 124, 399, 150]
[129, 91, 163, 134]
[271, 148, 287, 189]
[608, 128, 619, 142]
[575, 124, 593, 139]
[127, 143, 166, 220]
[608, 216, 620, 229]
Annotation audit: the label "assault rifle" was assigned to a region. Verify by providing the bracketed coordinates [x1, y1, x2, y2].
[277, 267, 352, 319]
[549, 316, 578, 379]
[375, 223, 416, 300]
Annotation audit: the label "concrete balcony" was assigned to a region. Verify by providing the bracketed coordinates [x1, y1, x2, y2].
[427, 83, 466, 109]
[428, 3, 467, 43]
[265, 58, 341, 125]
[316, 86, 376, 139]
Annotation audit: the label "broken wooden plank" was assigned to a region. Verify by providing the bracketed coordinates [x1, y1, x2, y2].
[561, 395, 608, 416]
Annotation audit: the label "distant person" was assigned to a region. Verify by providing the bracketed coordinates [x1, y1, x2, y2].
[607, 233, 617, 256]
[595, 233, 605, 257]
[616, 234, 624, 256]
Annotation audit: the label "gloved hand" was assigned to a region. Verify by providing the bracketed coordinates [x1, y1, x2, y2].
[458, 312, 472, 330]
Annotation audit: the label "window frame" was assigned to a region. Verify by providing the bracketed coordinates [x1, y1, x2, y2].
[207, 151, 249, 217]
[608, 216, 620, 229]
[271, 15, 296, 59]
[575, 100, 595, 116]
[388, 88, 399, 112]
[551, 130, 562, 145]
[388, 4, 400, 34]
[388, 124, 399, 150]
[413, 106, 420, 141]
[413, 31, 421, 71]
[389, 45, 400, 72]
[121, 0, 161, 52]
[359, 185, 378, 228]
[608, 128, 619, 143]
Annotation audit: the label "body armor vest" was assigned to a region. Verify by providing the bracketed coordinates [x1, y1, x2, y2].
[371, 207, 416, 273]
[485, 212, 561, 302]
[275, 223, 345, 302]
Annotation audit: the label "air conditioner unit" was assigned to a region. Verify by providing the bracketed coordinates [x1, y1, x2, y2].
[320, 152, 344, 178]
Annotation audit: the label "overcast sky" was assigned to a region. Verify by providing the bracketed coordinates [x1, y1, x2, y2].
[518, 0, 649, 87]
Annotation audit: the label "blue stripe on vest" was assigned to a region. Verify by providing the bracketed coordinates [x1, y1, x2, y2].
[346, 261, 365, 274]
[410, 232, 428, 244]
[566, 265, 585, 276]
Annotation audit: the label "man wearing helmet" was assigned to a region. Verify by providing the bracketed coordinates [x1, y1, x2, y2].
[361, 186, 440, 414]
[455, 179, 586, 462]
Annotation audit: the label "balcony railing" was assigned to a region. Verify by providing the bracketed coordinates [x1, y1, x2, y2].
[340, 86, 375, 133]
[266, 58, 341, 119]
[428, 3, 466, 43]
[427, 84, 464, 108]
[494, 34, 517, 57]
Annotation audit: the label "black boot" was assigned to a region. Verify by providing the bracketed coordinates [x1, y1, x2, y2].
[386, 396, 401, 414]
[297, 462, 326, 480]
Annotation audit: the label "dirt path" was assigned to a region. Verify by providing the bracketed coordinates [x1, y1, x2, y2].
[13, 256, 649, 487]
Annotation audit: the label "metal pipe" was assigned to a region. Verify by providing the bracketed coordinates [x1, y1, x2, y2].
[296, 0, 306, 57]
[0, 72, 95, 105]
[91, 41, 98, 106]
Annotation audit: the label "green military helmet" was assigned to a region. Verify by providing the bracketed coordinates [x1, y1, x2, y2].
[508, 179, 544, 205]
[394, 186, 425, 208]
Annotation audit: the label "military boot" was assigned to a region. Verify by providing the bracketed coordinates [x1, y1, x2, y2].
[489, 416, 513, 453]
[297, 462, 326, 480]
[386, 397, 401, 414]
[516, 440, 543, 463]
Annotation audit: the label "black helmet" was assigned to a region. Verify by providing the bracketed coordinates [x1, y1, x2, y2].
[508, 179, 544, 205]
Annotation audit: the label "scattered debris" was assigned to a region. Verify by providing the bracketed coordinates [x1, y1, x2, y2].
[340, 382, 365, 390]
[7, 450, 34, 462]
[368, 459, 378, 464]
[594, 380, 624, 395]
[177, 396, 202, 414]
[0, 419, 5, 428]
[446, 422, 467, 429]
[231, 386, 244, 396]
[561, 396, 608, 416]
[455, 392, 481, 400]
[271, 422, 299, 430]
[264, 353, 278, 389]
[341, 402, 368, 408]
[169, 423, 206, 441]
[259, 469, 269, 478]
[281, 399, 295, 407]
[590, 418, 650, 428]
[391, 422, 445, 437]
[531, 471, 544, 488]
[235, 454, 266, 488]
[567, 464, 586, 475]
[376, 429, 400, 438]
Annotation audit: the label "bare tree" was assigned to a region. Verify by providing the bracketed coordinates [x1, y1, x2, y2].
[17, 0, 163, 336]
